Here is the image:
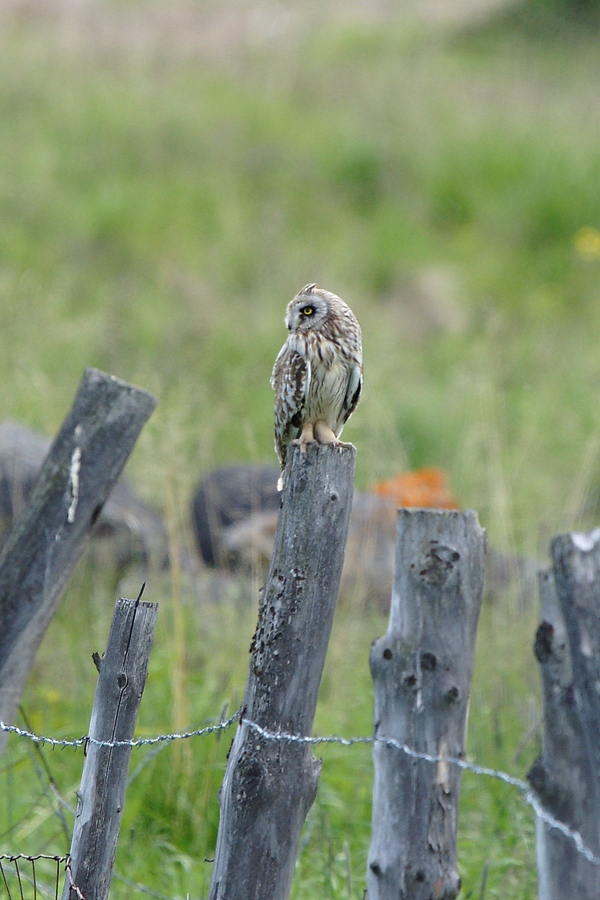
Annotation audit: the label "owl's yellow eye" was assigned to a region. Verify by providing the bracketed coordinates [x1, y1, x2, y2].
[302, 306, 315, 316]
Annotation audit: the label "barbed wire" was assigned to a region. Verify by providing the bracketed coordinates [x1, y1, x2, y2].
[0, 715, 240, 750]
[2, 711, 600, 870]
[241, 718, 600, 867]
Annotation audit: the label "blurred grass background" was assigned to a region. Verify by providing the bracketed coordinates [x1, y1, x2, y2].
[1, 0, 600, 896]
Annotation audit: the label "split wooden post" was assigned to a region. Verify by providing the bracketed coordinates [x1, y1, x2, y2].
[208, 442, 356, 900]
[63, 596, 158, 900]
[0, 368, 157, 755]
[367, 509, 486, 900]
[528, 566, 600, 900]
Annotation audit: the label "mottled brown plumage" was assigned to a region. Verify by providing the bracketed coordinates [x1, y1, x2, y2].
[271, 283, 363, 482]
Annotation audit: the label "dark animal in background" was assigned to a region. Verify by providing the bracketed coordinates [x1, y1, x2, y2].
[191, 465, 281, 568]
[1, 419, 534, 608]
[189, 462, 537, 610]
[0, 421, 51, 545]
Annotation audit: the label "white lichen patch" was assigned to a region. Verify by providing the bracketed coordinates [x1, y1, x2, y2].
[572, 528, 600, 553]
[67, 446, 82, 524]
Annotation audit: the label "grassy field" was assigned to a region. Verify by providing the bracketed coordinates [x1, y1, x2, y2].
[1, 0, 600, 896]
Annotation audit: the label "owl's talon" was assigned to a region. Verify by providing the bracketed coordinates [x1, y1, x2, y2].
[313, 420, 337, 444]
[292, 421, 316, 454]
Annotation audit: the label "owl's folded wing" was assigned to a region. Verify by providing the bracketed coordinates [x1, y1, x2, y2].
[343, 363, 363, 421]
[271, 347, 311, 468]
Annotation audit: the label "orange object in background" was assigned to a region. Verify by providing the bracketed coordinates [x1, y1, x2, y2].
[371, 467, 459, 510]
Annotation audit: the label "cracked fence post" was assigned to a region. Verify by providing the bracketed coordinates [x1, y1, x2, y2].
[62, 596, 158, 900]
[367, 509, 486, 900]
[527, 528, 600, 898]
[527, 566, 600, 900]
[552, 530, 600, 792]
[0, 368, 157, 755]
[208, 442, 356, 900]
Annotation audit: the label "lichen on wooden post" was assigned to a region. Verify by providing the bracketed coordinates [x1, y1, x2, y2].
[367, 509, 486, 900]
[208, 441, 356, 900]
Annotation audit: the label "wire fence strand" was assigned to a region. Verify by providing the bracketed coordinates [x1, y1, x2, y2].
[0, 855, 67, 900]
[0, 716, 240, 750]
[2, 708, 600, 873]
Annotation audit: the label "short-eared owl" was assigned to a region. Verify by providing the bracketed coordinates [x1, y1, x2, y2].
[271, 283, 363, 482]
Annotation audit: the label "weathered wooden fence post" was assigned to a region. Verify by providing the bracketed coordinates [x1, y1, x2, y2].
[0, 368, 157, 756]
[528, 530, 600, 899]
[367, 509, 486, 900]
[63, 595, 158, 900]
[208, 442, 356, 900]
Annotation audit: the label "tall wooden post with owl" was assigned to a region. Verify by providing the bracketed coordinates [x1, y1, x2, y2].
[208, 284, 362, 900]
[208, 442, 356, 900]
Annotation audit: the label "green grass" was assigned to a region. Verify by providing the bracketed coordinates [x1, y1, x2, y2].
[2, 1, 600, 896]
[3, 579, 542, 899]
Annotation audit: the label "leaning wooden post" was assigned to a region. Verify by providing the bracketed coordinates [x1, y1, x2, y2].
[63, 596, 158, 900]
[208, 442, 355, 900]
[527, 566, 600, 900]
[367, 509, 486, 900]
[0, 368, 157, 756]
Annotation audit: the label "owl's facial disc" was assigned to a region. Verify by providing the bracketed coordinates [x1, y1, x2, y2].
[286, 294, 327, 333]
